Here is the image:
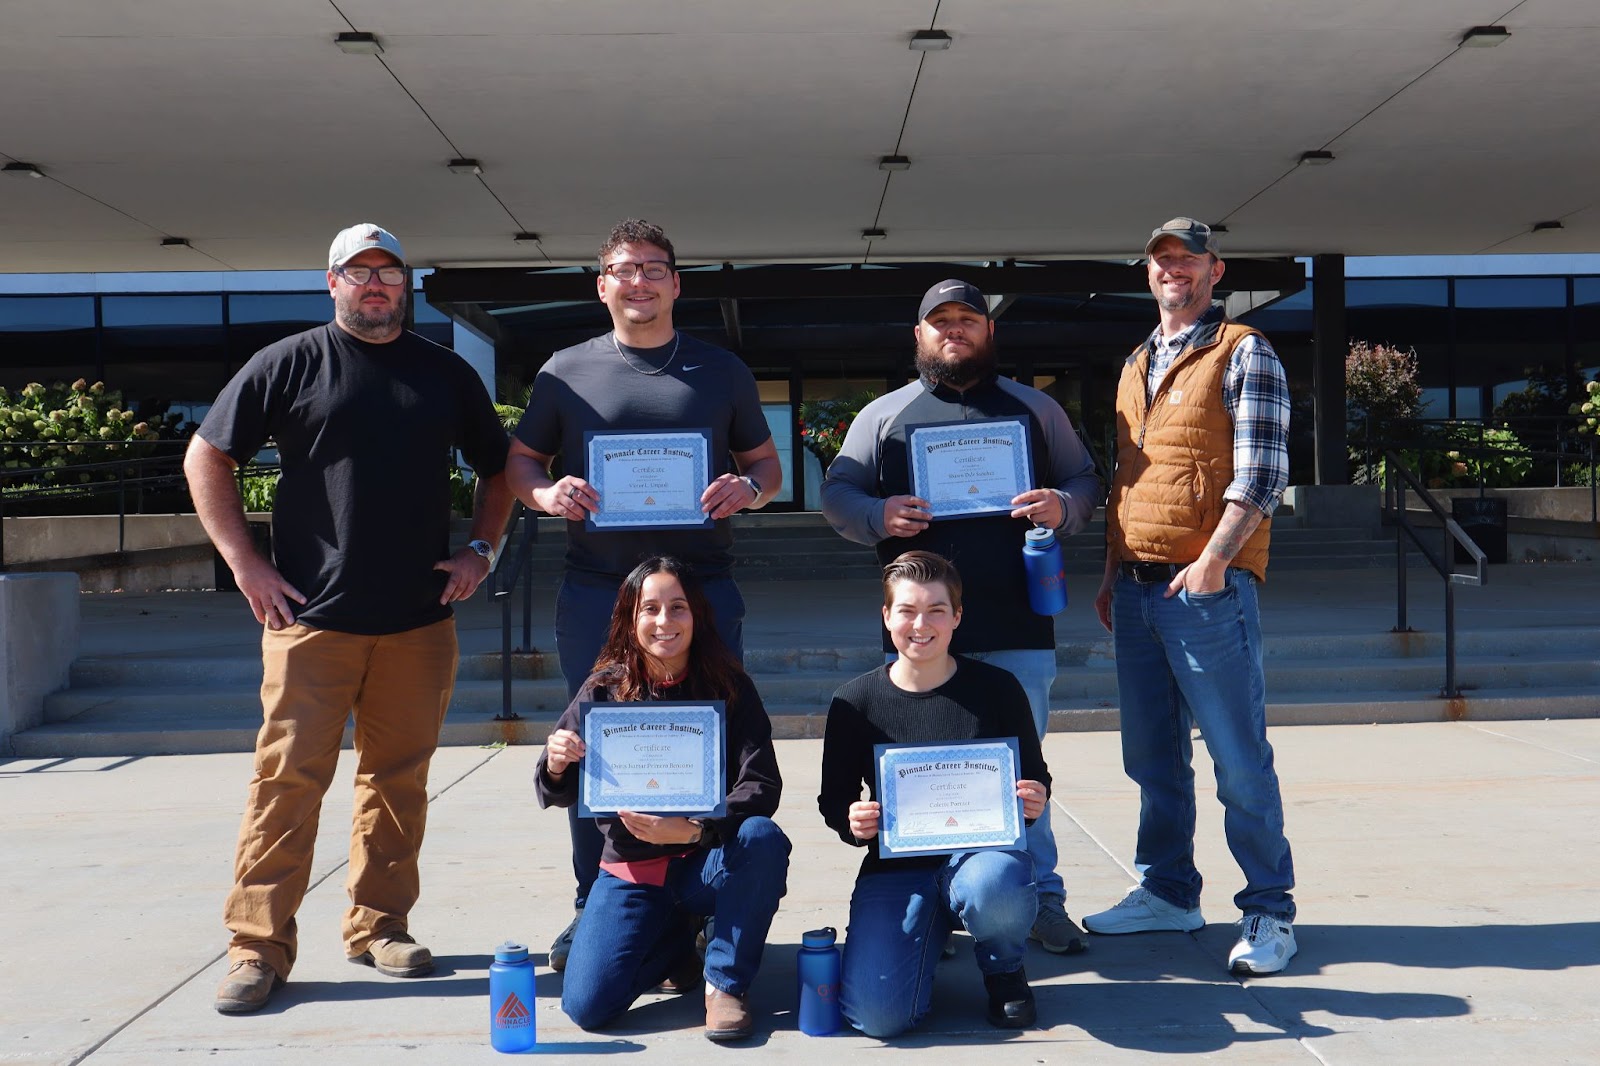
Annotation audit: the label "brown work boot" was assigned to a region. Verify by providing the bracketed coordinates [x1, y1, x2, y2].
[704, 988, 754, 1042]
[349, 931, 434, 977]
[215, 959, 282, 1014]
[655, 948, 704, 994]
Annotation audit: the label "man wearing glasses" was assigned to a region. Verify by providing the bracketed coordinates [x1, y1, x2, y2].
[506, 219, 782, 984]
[187, 223, 514, 1013]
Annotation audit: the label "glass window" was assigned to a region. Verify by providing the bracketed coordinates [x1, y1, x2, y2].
[1347, 279, 1448, 307]
[1455, 277, 1565, 308]
[0, 295, 97, 389]
[101, 295, 226, 409]
[227, 293, 329, 371]
[1575, 278, 1600, 388]
[1347, 281, 1450, 421]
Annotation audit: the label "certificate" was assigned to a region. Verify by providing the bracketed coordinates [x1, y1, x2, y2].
[583, 428, 714, 530]
[577, 702, 726, 818]
[906, 418, 1033, 520]
[873, 739, 1025, 858]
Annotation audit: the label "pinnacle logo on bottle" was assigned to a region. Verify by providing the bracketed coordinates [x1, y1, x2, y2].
[495, 992, 531, 1029]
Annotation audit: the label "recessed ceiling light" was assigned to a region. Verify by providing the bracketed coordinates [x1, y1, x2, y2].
[878, 155, 912, 172]
[861, 228, 887, 241]
[3, 162, 44, 179]
[160, 237, 191, 249]
[1531, 220, 1563, 233]
[513, 232, 541, 244]
[448, 158, 483, 176]
[335, 31, 383, 55]
[909, 30, 952, 51]
[1299, 150, 1335, 166]
[1461, 25, 1510, 48]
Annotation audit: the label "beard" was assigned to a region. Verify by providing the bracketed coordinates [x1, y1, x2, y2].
[915, 331, 999, 390]
[336, 289, 407, 339]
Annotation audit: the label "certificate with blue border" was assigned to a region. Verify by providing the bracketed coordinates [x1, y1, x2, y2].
[577, 702, 726, 818]
[874, 739, 1025, 858]
[906, 418, 1033, 520]
[583, 428, 714, 531]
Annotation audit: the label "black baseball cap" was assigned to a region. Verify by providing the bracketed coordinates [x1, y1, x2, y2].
[1144, 217, 1220, 257]
[918, 279, 988, 321]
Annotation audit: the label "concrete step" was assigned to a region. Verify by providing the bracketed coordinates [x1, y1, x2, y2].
[16, 682, 1599, 759]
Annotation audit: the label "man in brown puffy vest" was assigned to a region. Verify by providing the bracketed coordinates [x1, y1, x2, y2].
[1082, 217, 1299, 976]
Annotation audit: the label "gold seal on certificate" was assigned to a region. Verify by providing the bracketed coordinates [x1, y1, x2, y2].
[906, 418, 1034, 520]
[583, 428, 714, 530]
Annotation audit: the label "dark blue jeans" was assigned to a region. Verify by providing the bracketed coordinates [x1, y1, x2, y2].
[559, 816, 791, 1031]
[838, 849, 1034, 1039]
[554, 571, 746, 909]
[1110, 568, 1295, 919]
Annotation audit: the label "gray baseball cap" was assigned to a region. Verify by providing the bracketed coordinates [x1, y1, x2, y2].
[328, 223, 405, 269]
[918, 279, 988, 321]
[1144, 217, 1220, 257]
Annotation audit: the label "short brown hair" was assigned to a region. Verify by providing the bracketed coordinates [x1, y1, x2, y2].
[598, 218, 676, 269]
[881, 550, 962, 612]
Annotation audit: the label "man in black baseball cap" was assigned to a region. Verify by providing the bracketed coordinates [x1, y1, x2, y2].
[1143, 216, 1221, 258]
[822, 278, 1100, 961]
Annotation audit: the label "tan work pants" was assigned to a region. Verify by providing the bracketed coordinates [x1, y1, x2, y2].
[222, 617, 458, 978]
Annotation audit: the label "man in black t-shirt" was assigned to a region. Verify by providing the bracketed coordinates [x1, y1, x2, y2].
[507, 219, 782, 973]
[186, 223, 513, 1015]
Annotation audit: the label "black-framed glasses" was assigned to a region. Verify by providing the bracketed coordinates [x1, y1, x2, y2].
[333, 264, 407, 286]
[603, 260, 672, 282]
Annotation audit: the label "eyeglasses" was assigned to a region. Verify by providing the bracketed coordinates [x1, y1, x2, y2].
[333, 264, 407, 286]
[603, 260, 672, 282]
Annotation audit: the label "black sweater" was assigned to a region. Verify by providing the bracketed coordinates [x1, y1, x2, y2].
[817, 657, 1051, 874]
[535, 670, 783, 863]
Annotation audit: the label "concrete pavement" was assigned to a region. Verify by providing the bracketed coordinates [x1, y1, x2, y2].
[3, 719, 1597, 1064]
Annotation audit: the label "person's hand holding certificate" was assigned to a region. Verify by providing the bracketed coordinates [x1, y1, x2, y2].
[867, 739, 1041, 858]
[906, 418, 1034, 520]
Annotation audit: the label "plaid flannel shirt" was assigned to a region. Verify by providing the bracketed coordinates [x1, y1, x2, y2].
[1145, 314, 1291, 516]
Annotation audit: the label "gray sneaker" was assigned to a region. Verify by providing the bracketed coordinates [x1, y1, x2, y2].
[1083, 885, 1204, 935]
[549, 909, 582, 973]
[1030, 896, 1088, 954]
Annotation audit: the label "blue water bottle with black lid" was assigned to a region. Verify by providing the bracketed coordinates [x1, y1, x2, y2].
[489, 941, 536, 1052]
[1023, 526, 1068, 615]
[797, 926, 842, 1035]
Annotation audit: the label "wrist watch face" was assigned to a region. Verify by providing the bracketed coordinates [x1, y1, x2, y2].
[469, 539, 493, 561]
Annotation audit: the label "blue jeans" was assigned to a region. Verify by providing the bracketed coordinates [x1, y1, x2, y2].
[838, 849, 1035, 1039]
[559, 816, 790, 1031]
[1110, 568, 1295, 920]
[555, 572, 746, 909]
[884, 648, 1062, 903]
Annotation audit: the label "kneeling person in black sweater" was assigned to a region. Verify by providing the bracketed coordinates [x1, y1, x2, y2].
[817, 551, 1051, 1036]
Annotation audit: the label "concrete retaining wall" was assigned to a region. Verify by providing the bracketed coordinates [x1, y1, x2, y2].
[0, 572, 79, 753]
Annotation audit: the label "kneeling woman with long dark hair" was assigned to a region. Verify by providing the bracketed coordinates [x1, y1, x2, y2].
[535, 556, 790, 1042]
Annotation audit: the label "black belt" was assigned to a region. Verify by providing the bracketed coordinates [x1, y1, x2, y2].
[1120, 561, 1187, 584]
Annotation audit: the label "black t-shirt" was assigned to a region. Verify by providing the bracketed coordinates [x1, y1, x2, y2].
[513, 332, 771, 580]
[198, 323, 509, 634]
[817, 657, 1052, 874]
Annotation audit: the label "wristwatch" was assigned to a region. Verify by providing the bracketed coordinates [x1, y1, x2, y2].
[687, 817, 706, 845]
[467, 538, 495, 565]
[739, 474, 762, 504]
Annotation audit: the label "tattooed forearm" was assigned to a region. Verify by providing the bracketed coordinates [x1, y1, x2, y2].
[1205, 501, 1265, 564]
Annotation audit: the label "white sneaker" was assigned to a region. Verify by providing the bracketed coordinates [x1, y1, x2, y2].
[1082, 885, 1204, 934]
[1228, 914, 1297, 975]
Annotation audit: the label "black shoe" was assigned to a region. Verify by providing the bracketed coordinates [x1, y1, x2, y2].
[983, 967, 1037, 1029]
[549, 909, 582, 973]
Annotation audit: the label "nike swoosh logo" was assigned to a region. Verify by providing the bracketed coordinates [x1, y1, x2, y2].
[682, 364, 702, 371]
[938, 284, 963, 294]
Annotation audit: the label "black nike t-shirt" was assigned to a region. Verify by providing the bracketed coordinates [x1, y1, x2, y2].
[198, 323, 508, 634]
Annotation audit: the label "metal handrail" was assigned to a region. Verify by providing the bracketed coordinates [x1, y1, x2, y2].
[485, 502, 540, 722]
[1382, 449, 1487, 698]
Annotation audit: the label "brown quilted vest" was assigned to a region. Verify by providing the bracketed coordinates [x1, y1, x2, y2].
[1107, 318, 1272, 581]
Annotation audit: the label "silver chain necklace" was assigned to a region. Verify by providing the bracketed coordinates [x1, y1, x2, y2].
[612, 330, 681, 376]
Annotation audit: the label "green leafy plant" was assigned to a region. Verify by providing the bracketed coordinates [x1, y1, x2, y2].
[798, 390, 876, 467]
[238, 465, 279, 512]
[1570, 376, 1600, 437]
[0, 378, 187, 482]
[1346, 341, 1422, 430]
[1443, 423, 1531, 488]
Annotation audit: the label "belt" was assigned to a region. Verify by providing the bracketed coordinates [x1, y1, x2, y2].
[1120, 561, 1187, 584]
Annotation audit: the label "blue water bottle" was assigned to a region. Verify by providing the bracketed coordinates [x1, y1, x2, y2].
[489, 941, 537, 1053]
[797, 926, 842, 1035]
[1023, 526, 1068, 615]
